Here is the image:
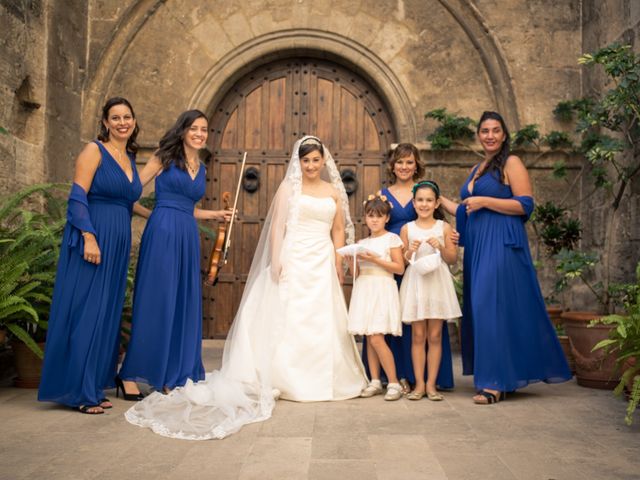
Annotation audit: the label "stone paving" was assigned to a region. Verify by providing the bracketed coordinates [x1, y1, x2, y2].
[2, 340, 639, 480]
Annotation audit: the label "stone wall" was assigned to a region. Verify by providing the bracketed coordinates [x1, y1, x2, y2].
[44, 0, 89, 182]
[0, 0, 48, 195]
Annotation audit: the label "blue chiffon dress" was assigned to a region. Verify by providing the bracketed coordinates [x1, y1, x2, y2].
[118, 163, 206, 390]
[458, 166, 571, 391]
[360, 187, 455, 389]
[39, 141, 142, 408]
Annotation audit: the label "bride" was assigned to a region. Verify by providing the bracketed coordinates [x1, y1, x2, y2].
[125, 136, 367, 439]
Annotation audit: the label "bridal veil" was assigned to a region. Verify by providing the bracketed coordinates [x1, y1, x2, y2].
[124, 136, 354, 439]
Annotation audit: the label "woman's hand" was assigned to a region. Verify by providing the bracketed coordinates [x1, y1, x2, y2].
[462, 196, 486, 214]
[83, 233, 101, 265]
[217, 209, 234, 222]
[194, 208, 234, 221]
[270, 263, 281, 283]
[450, 229, 460, 246]
[336, 257, 345, 285]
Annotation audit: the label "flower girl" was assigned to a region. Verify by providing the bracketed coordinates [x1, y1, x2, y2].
[399, 181, 461, 401]
[346, 193, 405, 401]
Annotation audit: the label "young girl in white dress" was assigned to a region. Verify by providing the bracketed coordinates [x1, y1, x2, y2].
[399, 180, 461, 401]
[347, 193, 405, 401]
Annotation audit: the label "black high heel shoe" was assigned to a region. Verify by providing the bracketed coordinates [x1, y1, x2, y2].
[114, 376, 145, 401]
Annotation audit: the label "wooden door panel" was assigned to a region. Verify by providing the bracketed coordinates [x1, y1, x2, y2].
[202, 58, 396, 338]
[268, 77, 287, 149]
[244, 87, 262, 149]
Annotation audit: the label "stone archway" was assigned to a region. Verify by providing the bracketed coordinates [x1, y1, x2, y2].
[200, 56, 396, 337]
[81, 3, 521, 141]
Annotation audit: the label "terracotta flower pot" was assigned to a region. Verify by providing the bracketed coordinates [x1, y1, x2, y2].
[561, 311, 620, 389]
[12, 341, 45, 388]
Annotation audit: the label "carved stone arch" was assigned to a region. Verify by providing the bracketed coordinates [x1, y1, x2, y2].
[82, 0, 520, 141]
[437, 0, 520, 128]
[188, 30, 418, 142]
[81, 0, 167, 141]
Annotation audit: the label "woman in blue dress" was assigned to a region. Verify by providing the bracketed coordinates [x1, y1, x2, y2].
[117, 110, 231, 395]
[440, 111, 571, 404]
[38, 97, 143, 414]
[361, 143, 455, 393]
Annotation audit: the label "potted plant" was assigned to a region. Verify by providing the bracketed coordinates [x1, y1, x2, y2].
[555, 249, 622, 388]
[591, 262, 640, 425]
[558, 43, 640, 388]
[0, 184, 66, 387]
[530, 201, 582, 373]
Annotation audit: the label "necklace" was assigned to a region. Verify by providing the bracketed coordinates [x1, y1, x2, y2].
[186, 159, 199, 177]
[105, 143, 128, 169]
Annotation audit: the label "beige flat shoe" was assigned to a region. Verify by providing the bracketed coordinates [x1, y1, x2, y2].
[406, 389, 425, 401]
[426, 391, 444, 401]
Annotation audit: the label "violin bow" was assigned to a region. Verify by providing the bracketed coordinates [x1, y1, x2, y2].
[221, 151, 247, 265]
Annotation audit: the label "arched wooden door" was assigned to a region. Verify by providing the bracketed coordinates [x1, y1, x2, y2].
[201, 58, 396, 338]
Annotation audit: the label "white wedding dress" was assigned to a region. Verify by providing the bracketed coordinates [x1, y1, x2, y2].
[273, 194, 366, 401]
[125, 136, 366, 440]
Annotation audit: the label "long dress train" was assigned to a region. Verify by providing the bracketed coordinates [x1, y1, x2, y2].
[124, 137, 366, 439]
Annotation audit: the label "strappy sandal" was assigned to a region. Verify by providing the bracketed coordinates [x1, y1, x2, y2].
[473, 390, 506, 405]
[99, 398, 113, 409]
[78, 405, 104, 415]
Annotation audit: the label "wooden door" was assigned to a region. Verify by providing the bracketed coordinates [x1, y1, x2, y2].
[201, 58, 396, 338]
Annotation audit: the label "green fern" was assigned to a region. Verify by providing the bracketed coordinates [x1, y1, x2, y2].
[0, 184, 67, 358]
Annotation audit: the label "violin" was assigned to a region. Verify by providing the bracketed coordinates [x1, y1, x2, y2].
[205, 191, 231, 286]
[205, 152, 247, 286]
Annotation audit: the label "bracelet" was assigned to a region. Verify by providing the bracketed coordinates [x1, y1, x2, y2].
[81, 231, 91, 237]
[403, 250, 413, 262]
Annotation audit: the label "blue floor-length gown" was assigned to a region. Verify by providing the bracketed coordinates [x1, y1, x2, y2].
[360, 187, 455, 389]
[459, 167, 571, 391]
[39, 141, 142, 407]
[119, 163, 206, 390]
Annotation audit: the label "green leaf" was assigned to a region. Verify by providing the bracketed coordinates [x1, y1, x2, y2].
[7, 323, 44, 358]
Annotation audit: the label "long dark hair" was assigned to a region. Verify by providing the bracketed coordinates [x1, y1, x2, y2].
[412, 180, 446, 220]
[477, 111, 511, 183]
[387, 143, 425, 183]
[97, 97, 139, 153]
[298, 136, 325, 158]
[156, 109, 210, 171]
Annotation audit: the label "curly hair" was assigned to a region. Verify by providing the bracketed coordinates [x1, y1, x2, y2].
[156, 110, 210, 171]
